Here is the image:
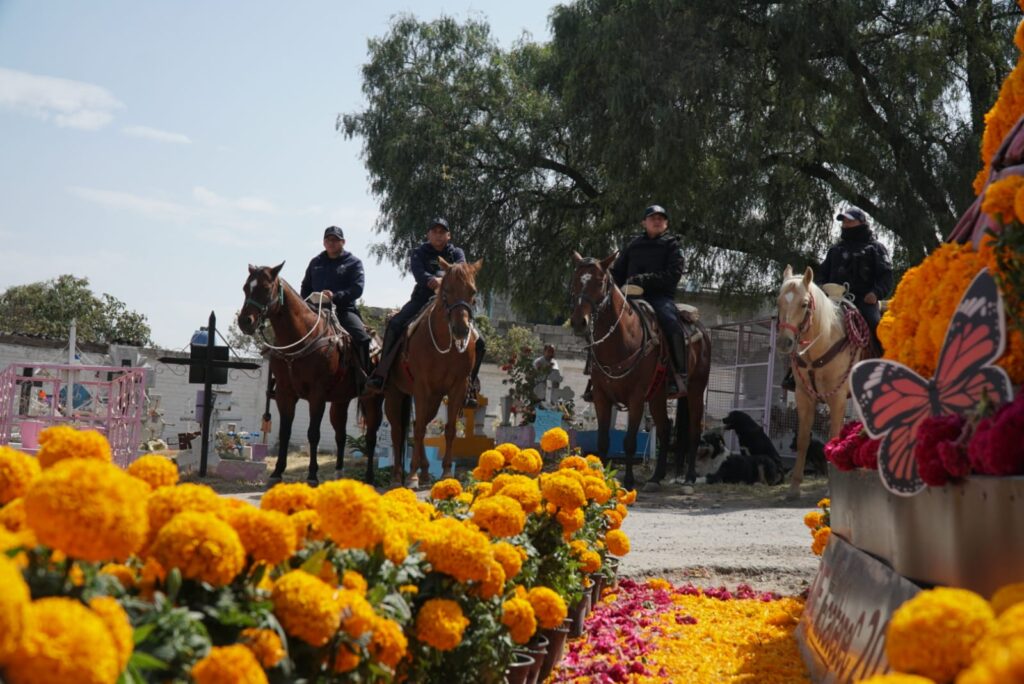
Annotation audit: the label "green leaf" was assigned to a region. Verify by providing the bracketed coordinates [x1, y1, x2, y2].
[128, 651, 170, 672]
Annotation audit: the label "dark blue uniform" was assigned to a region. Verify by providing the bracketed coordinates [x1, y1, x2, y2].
[815, 224, 893, 353]
[386, 242, 467, 337]
[610, 232, 685, 335]
[300, 251, 370, 346]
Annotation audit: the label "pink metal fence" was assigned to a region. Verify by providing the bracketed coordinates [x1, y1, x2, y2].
[0, 363, 147, 467]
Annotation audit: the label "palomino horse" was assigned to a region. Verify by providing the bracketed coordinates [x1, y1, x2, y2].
[570, 252, 712, 490]
[238, 263, 383, 487]
[776, 265, 870, 497]
[381, 258, 482, 488]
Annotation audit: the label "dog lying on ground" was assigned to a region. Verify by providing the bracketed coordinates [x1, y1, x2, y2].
[789, 435, 828, 476]
[695, 429, 784, 485]
[694, 430, 731, 478]
[722, 410, 784, 472]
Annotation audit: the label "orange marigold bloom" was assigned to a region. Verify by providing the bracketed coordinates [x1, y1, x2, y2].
[146, 483, 223, 541]
[290, 509, 324, 546]
[99, 563, 136, 590]
[240, 628, 285, 668]
[493, 541, 524, 580]
[315, 479, 386, 550]
[981, 175, 1024, 224]
[502, 597, 537, 645]
[495, 442, 520, 465]
[149, 511, 245, 586]
[192, 644, 268, 684]
[540, 471, 586, 510]
[342, 569, 368, 595]
[369, 616, 408, 669]
[416, 598, 469, 651]
[0, 446, 40, 504]
[559, 455, 588, 471]
[511, 448, 543, 475]
[261, 482, 317, 515]
[471, 494, 526, 538]
[430, 478, 463, 500]
[0, 497, 27, 531]
[223, 505, 297, 565]
[540, 427, 569, 453]
[991, 582, 1024, 616]
[0, 553, 29, 662]
[606, 529, 631, 556]
[88, 596, 133, 672]
[271, 570, 342, 647]
[811, 527, 831, 556]
[36, 425, 111, 468]
[804, 511, 824, 530]
[126, 454, 179, 489]
[527, 586, 567, 629]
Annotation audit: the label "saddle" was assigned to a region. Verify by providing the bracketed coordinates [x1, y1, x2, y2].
[404, 296, 436, 340]
[621, 284, 701, 345]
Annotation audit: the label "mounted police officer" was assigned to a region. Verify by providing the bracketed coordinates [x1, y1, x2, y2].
[300, 225, 371, 386]
[364, 217, 487, 407]
[611, 204, 688, 398]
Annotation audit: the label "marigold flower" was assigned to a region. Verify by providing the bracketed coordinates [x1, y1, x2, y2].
[606, 529, 631, 556]
[540, 427, 569, 453]
[369, 616, 408, 669]
[331, 645, 360, 673]
[89, 596, 133, 672]
[585, 454, 603, 467]
[618, 488, 638, 505]
[147, 483, 223, 540]
[495, 442, 520, 465]
[502, 597, 537, 644]
[981, 175, 1024, 223]
[583, 476, 612, 504]
[240, 628, 285, 668]
[478, 449, 505, 473]
[342, 569, 368, 595]
[0, 497, 27, 531]
[4, 596, 120, 684]
[271, 570, 342, 646]
[540, 471, 587, 510]
[604, 509, 623, 529]
[290, 509, 323, 546]
[315, 479, 385, 550]
[471, 494, 526, 537]
[223, 505, 297, 565]
[580, 550, 602, 573]
[811, 527, 831, 556]
[527, 586, 568, 629]
[0, 553, 29, 661]
[126, 454, 179, 489]
[511, 448, 543, 474]
[192, 644, 268, 684]
[0, 446, 40, 504]
[36, 425, 111, 468]
[261, 482, 317, 515]
[557, 506, 585, 537]
[817, 498, 830, 509]
[804, 511, 824, 530]
[493, 541, 524, 580]
[99, 563, 136, 590]
[412, 517, 494, 583]
[958, 637, 1024, 684]
[149, 511, 245, 586]
[856, 674, 936, 684]
[991, 582, 1024, 616]
[415, 598, 469, 651]
[430, 478, 463, 500]
[474, 481, 493, 497]
[559, 455, 588, 471]
[971, 602, 1024, 665]
[886, 587, 995, 682]
[24, 459, 149, 562]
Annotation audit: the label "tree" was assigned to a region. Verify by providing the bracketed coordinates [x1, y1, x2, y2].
[0, 275, 152, 345]
[342, 2, 1018, 314]
[225, 314, 263, 356]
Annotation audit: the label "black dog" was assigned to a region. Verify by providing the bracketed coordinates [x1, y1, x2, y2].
[706, 448, 783, 485]
[789, 435, 828, 476]
[722, 410, 784, 471]
[694, 430, 731, 478]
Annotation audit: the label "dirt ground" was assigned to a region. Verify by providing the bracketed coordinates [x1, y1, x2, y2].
[190, 452, 827, 597]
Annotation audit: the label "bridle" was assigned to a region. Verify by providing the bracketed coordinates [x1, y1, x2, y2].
[428, 276, 476, 354]
[778, 288, 815, 341]
[571, 263, 625, 347]
[243, 278, 285, 332]
[245, 276, 325, 353]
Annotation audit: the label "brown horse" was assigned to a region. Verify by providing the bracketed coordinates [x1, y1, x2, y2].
[238, 263, 382, 487]
[570, 252, 712, 490]
[382, 258, 482, 488]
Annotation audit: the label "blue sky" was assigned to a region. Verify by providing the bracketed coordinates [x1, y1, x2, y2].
[0, 1, 556, 348]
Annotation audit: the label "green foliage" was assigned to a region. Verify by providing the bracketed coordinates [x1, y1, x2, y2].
[993, 224, 1024, 336]
[343, 3, 1019, 314]
[0, 274, 152, 345]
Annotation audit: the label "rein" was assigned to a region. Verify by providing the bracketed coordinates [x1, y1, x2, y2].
[427, 282, 475, 355]
[249, 282, 329, 357]
[789, 302, 871, 402]
[573, 275, 654, 380]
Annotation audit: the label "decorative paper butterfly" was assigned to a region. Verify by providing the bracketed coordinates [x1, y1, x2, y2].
[850, 270, 1014, 496]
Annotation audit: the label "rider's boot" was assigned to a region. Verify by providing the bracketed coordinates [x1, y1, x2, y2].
[464, 376, 481, 408]
[667, 332, 689, 399]
[365, 330, 399, 395]
[353, 340, 370, 395]
[581, 356, 593, 402]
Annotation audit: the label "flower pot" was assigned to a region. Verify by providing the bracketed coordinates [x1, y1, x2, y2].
[567, 593, 591, 639]
[539, 623, 570, 681]
[590, 574, 605, 608]
[515, 633, 548, 684]
[505, 651, 535, 684]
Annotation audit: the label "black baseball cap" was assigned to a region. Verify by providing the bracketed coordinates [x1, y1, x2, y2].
[643, 205, 668, 219]
[428, 217, 450, 232]
[324, 225, 345, 240]
[836, 207, 868, 223]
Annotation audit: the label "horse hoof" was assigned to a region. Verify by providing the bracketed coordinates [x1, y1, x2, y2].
[680, 485, 695, 495]
[307, 478, 320, 488]
[784, 486, 801, 501]
[642, 480, 661, 493]
[266, 476, 283, 489]
[405, 475, 420, 491]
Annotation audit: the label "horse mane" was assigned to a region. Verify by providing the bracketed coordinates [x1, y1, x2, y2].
[782, 275, 840, 339]
[444, 261, 478, 287]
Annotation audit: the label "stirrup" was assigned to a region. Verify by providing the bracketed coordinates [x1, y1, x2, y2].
[668, 373, 688, 399]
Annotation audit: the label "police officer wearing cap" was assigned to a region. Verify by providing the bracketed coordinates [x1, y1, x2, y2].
[609, 204, 689, 398]
[301, 225, 372, 386]
[365, 217, 487, 406]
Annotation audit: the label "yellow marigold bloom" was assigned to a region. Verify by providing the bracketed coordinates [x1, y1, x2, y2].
[223, 506, 297, 565]
[479, 449, 506, 472]
[415, 598, 469, 651]
[495, 442, 520, 465]
[382, 523, 409, 564]
[540, 471, 586, 510]
[315, 479, 386, 550]
[981, 175, 1024, 223]
[491, 473, 542, 513]
[886, 587, 995, 683]
[430, 477, 463, 500]
[648, 578, 672, 591]
[89, 596, 133, 672]
[811, 527, 831, 556]
[412, 516, 494, 583]
[471, 494, 526, 538]
[369, 616, 408, 669]
[493, 541, 524, 580]
[958, 636, 1024, 684]
[972, 602, 1024, 663]
[261, 482, 317, 515]
[991, 582, 1024, 616]
[804, 511, 824, 530]
[606, 529, 630, 556]
[559, 455, 588, 471]
[472, 465, 495, 481]
[337, 588, 376, 639]
[511, 448, 543, 475]
[147, 483, 223, 541]
[817, 498, 830, 509]
[149, 511, 245, 587]
[271, 570, 342, 647]
[585, 454, 603, 467]
[583, 476, 612, 504]
[99, 563, 136, 590]
[331, 645, 360, 673]
[502, 597, 537, 645]
[615, 502, 629, 519]
[399, 584, 419, 595]
[192, 644, 268, 684]
[618, 488, 638, 505]
[557, 506, 585, 537]
[474, 481, 493, 497]
[24, 459, 148, 562]
[0, 553, 29, 662]
[36, 425, 111, 469]
[0, 497, 27, 531]
[540, 427, 569, 453]
[856, 675, 935, 684]
[126, 454, 179, 489]
[455, 492, 473, 505]
[290, 509, 324, 546]
[0, 446, 40, 504]
[240, 628, 285, 668]
[580, 550, 602, 573]
[527, 586, 568, 629]
[342, 569, 368, 595]
[5, 596, 120, 684]
[473, 559, 507, 599]
[604, 509, 623, 530]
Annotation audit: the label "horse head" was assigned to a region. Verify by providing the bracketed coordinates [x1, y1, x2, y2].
[239, 262, 285, 334]
[569, 251, 617, 336]
[776, 264, 829, 355]
[437, 257, 482, 345]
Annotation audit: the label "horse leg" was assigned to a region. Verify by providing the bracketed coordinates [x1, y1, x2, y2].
[415, 394, 443, 483]
[621, 401, 643, 491]
[673, 398, 690, 482]
[827, 392, 847, 441]
[385, 393, 407, 486]
[269, 394, 297, 485]
[362, 396, 384, 485]
[330, 401, 348, 475]
[646, 398, 671, 488]
[306, 399, 326, 487]
[685, 393, 702, 483]
[789, 389, 816, 499]
[595, 395, 612, 468]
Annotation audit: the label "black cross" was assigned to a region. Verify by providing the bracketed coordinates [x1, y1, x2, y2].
[158, 311, 260, 477]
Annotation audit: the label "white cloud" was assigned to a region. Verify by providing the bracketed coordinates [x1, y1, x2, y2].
[122, 125, 191, 144]
[193, 186, 276, 213]
[0, 67, 123, 130]
[68, 186, 192, 220]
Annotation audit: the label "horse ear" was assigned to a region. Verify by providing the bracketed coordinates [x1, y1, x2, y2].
[802, 266, 813, 286]
[470, 258, 483, 273]
[248, 264, 257, 274]
[571, 251, 583, 265]
[782, 264, 793, 280]
[438, 257, 451, 270]
[271, 261, 285, 278]
[599, 251, 618, 270]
